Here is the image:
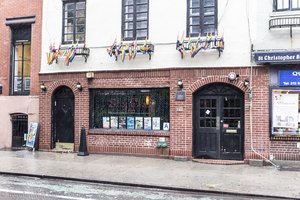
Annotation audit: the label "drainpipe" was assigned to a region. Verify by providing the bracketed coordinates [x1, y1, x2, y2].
[246, 0, 279, 169]
[249, 47, 280, 169]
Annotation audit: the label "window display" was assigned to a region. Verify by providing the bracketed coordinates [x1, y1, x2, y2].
[90, 88, 170, 131]
[272, 89, 300, 136]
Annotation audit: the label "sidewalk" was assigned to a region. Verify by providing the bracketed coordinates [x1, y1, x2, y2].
[0, 150, 299, 199]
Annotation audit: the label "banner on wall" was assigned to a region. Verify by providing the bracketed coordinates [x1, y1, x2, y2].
[272, 94, 298, 133]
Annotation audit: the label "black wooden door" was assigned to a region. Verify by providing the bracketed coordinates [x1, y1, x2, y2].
[52, 87, 74, 147]
[193, 83, 244, 160]
[220, 96, 244, 160]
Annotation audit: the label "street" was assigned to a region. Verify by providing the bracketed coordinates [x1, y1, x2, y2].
[0, 174, 285, 200]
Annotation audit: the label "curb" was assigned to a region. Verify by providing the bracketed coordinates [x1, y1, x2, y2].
[0, 171, 297, 200]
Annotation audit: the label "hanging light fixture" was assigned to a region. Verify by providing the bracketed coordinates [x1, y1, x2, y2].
[40, 83, 46, 92]
[76, 82, 83, 91]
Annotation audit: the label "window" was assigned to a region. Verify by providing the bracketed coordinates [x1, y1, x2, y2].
[122, 0, 149, 41]
[274, 0, 300, 11]
[90, 88, 170, 131]
[62, 0, 86, 44]
[187, 0, 217, 37]
[11, 26, 31, 96]
[271, 89, 300, 137]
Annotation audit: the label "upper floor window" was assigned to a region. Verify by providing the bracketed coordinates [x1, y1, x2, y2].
[122, 0, 149, 41]
[274, 0, 300, 11]
[62, 0, 86, 44]
[11, 26, 31, 96]
[187, 0, 217, 37]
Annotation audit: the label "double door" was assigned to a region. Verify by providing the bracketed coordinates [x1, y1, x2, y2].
[193, 85, 244, 160]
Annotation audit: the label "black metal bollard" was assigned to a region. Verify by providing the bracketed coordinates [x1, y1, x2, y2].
[77, 126, 89, 156]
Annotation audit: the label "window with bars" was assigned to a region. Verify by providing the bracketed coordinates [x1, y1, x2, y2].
[122, 0, 149, 41]
[89, 88, 170, 131]
[187, 0, 217, 37]
[274, 0, 300, 11]
[62, 0, 86, 44]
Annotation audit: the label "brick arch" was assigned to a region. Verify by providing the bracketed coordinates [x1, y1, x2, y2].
[39, 80, 82, 150]
[188, 76, 249, 94]
[46, 80, 79, 98]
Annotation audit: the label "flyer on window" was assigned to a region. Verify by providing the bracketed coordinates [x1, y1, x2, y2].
[127, 117, 134, 129]
[119, 116, 126, 129]
[110, 116, 118, 128]
[144, 117, 152, 130]
[103, 117, 110, 129]
[152, 117, 160, 130]
[135, 117, 143, 130]
[272, 93, 298, 132]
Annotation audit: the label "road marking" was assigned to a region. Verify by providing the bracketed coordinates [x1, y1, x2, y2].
[0, 188, 97, 200]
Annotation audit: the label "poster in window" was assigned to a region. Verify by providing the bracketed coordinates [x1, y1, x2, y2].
[26, 122, 39, 149]
[272, 93, 298, 133]
[135, 117, 143, 130]
[103, 117, 110, 129]
[163, 122, 170, 131]
[144, 117, 152, 130]
[152, 117, 160, 130]
[127, 117, 135, 129]
[110, 116, 118, 128]
[119, 116, 126, 129]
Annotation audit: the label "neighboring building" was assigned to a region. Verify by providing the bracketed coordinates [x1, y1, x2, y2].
[39, 0, 274, 162]
[0, 0, 42, 149]
[253, 0, 300, 160]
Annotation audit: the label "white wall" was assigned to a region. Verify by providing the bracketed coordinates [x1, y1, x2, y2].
[0, 96, 39, 149]
[252, 0, 300, 51]
[41, 0, 254, 73]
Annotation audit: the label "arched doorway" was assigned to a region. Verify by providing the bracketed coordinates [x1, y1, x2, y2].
[52, 86, 74, 149]
[193, 83, 244, 160]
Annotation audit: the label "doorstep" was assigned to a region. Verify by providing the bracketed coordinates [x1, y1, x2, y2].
[52, 142, 74, 153]
[192, 158, 245, 165]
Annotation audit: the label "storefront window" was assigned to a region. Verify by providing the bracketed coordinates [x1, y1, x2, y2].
[89, 88, 170, 131]
[272, 89, 300, 136]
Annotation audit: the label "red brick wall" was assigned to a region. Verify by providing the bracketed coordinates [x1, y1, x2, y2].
[39, 67, 273, 159]
[270, 141, 300, 160]
[0, 0, 42, 95]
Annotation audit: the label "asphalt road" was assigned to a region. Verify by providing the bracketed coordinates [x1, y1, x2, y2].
[0, 174, 286, 200]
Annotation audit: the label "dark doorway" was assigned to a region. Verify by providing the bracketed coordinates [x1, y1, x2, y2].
[52, 86, 74, 148]
[11, 113, 28, 150]
[193, 83, 244, 160]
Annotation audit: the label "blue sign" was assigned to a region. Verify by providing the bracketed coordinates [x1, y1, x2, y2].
[279, 70, 300, 86]
[254, 51, 300, 64]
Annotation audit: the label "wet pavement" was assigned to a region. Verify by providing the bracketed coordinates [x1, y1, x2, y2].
[0, 150, 299, 199]
[0, 174, 279, 200]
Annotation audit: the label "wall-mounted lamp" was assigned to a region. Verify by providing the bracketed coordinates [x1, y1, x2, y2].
[177, 79, 183, 88]
[40, 83, 46, 92]
[243, 79, 250, 87]
[76, 82, 83, 91]
[228, 72, 239, 81]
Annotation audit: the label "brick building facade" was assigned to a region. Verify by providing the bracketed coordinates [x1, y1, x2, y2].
[0, 0, 42, 149]
[37, 0, 299, 162]
[39, 66, 271, 161]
